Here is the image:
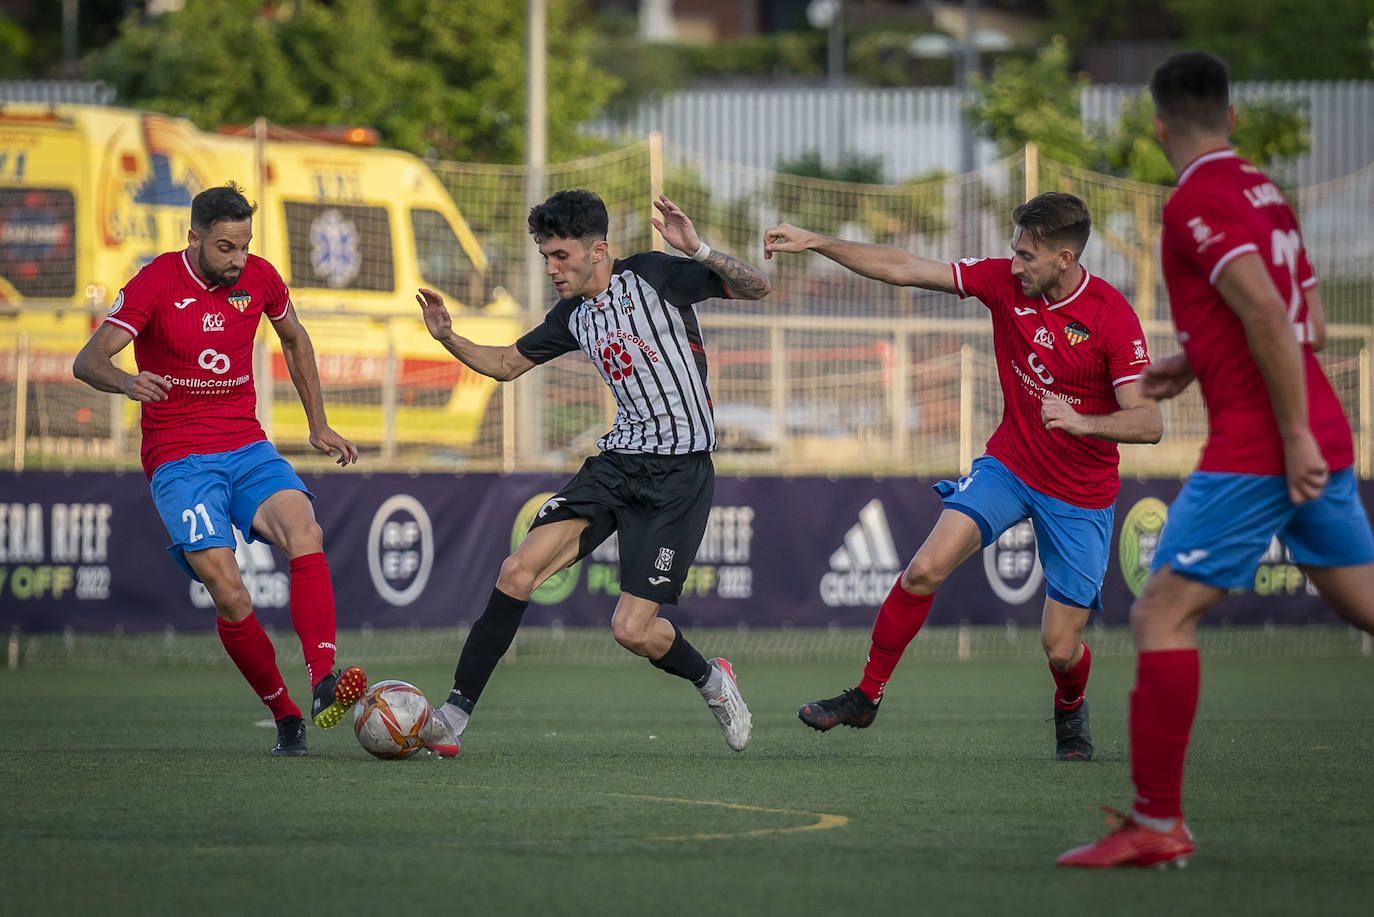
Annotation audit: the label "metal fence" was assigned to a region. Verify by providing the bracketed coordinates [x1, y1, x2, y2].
[591, 81, 1374, 188]
[3, 143, 1371, 477]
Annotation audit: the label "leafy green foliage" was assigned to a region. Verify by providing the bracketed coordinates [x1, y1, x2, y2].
[970, 38, 1310, 185]
[91, 0, 619, 163]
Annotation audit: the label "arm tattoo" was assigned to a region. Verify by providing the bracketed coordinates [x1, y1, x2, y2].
[702, 249, 770, 299]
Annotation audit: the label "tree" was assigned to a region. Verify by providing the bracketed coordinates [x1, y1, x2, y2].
[1046, 0, 1373, 80]
[969, 38, 1309, 185]
[91, 0, 619, 164]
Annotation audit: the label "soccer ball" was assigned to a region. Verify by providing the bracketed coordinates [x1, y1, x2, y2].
[353, 680, 434, 759]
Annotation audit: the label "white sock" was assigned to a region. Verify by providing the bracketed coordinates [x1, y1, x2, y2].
[1131, 810, 1178, 833]
[437, 702, 470, 737]
[697, 663, 723, 699]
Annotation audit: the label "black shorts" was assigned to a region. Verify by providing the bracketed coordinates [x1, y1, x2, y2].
[530, 450, 714, 604]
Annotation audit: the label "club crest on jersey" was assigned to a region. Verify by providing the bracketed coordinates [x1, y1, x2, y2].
[202, 312, 225, 333]
[1064, 321, 1090, 346]
[228, 289, 252, 312]
[1186, 216, 1225, 253]
[1033, 326, 1055, 349]
[618, 294, 635, 314]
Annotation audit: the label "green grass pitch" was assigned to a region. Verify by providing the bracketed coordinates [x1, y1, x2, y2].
[3, 653, 1372, 916]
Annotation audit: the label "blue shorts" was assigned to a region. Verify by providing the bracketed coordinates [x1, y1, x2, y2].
[149, 440, 313, 582]
[1152, 467, 1374, 589]
[934, 455, 1114, 611]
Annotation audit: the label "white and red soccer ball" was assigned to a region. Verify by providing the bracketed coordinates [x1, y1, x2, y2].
[352, 679, 436, 759]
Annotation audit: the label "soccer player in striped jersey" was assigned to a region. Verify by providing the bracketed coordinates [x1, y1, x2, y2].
[72, 183, 366, 757]
[764, 192, 1162, 760]
[1059, 50, 1374, 869]
[419, 190, 771, 754]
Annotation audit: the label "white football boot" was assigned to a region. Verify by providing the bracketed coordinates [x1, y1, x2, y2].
[425, 702, 467, 759]
[703, 657, 752, 751]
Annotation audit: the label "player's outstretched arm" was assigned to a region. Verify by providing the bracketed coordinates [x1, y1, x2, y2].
[650, 195, 771, 300]
[417, 287, 535, 382]
[1216, 252, 1327, 502]
[762, 223, 957, 293]
[72, 323, 171, 402]
[1041, 383, 1162, 444]
[272, 303, 358, 466]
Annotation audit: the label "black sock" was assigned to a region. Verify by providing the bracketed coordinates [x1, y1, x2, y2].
[451, 587, 528, 708]
[649, 621, 711, 686]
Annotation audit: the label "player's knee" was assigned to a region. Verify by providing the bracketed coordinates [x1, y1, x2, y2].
[1042, 637, 1078, 670]
[281, 519, 324, 556]
[495, 554, 538, 597]
[206, 578, 252, 621]
[611, 618, 651, 654]
[901, 554, 947, 593]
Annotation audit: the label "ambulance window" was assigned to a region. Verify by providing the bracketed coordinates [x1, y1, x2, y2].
[283, 201, 395, 291]
[0, 188, 77, 298]
[410, 208, 470, 295]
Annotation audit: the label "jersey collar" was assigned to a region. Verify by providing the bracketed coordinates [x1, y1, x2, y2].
[1044, 267, 1091, 311]
[1176, 147, 1236, 188]
[181, 249, 218, 291]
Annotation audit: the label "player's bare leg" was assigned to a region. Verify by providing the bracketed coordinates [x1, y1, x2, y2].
[1042, 600, 1093, 760]
[1301, 562, 1374, 634]
[434, 519, 586, 742]
[1059, 568, 1221, 867]
[801, 510, 981, 731]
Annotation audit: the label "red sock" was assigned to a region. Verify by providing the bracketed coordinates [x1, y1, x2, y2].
[857, 579, 933, 702]
[289, 552, 338, 687]
[1129, 648, 1201, 820]
[1050, 642, 1092, 710]
[218, 613, 300, 720]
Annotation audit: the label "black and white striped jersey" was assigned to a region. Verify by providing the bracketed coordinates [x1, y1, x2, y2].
[516, 252, 727, 454]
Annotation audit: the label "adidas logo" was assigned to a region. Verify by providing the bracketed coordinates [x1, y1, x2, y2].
[819, 498, 902, 607]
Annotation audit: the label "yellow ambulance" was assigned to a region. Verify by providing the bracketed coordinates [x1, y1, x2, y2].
[0, 103, 520, 459]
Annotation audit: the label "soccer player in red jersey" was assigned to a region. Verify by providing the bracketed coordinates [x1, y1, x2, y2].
[1058, 51, 1374, 868]
[73, 182, 368, 757]
[764, 192, 1162, 759]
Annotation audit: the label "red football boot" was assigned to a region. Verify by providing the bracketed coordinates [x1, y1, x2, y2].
[1057, 807, 1194, 868]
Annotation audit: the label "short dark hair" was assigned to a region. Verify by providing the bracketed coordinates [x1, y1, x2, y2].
[1011, 191, 1091, 256]
[1150, 50, 1230, 133]
[190, 182, 256, 233]
[527, 189, 609, 243]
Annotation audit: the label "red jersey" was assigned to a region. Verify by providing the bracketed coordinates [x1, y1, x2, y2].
[104, 250, 290, 478]
[953, 258, 1151, 508]
[1160, 149, 1352, 475]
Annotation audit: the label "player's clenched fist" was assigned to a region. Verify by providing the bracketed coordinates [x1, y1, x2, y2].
[762, 223, 820, 259]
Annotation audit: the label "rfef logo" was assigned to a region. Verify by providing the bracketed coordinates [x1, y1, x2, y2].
[367, 494, 434, 606]
[982, 520, 1043, 604]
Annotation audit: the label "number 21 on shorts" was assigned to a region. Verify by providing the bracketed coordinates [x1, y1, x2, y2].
[182, 503, 217, 543]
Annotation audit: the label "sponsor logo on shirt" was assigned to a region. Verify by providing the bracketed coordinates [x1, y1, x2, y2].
[1064, 321, 1090, 346]
[108, 290, 125, 315]
[173, 297, 196, 310]
[1033, 326, 1055, 349]
[202, 312, 225, 333]
[1132, 339, 1148, 363]
[228, 289, 252, 312]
